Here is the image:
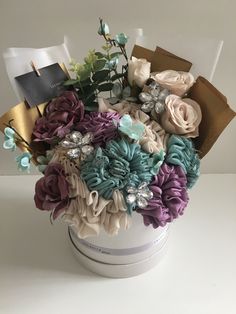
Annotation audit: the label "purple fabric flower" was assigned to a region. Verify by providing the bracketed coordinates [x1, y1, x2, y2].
[137, 163, 189, 228]
[75, 112, 121, 147]
[33, 91, 84, 144]
[34, 163, 70, 220]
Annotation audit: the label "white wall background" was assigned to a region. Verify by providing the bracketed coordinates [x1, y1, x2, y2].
[0, 0, 235, 175]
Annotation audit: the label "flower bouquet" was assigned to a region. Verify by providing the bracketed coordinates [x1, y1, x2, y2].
[1, 19, 235, 277]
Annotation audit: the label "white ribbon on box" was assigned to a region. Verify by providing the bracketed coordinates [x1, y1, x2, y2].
[3, 36, 71, 102]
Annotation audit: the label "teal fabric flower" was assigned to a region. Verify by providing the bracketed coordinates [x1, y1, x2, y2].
[80, 138, 154, 200]
[148, 150, 166, 175]
[98, 22, 109, 35]
[166, 135, 200, 188]
[118, 114, 145, 141]
[3, 127, 16, 151]
[15, 152, 32, 172]
[115, 33, 128, 45]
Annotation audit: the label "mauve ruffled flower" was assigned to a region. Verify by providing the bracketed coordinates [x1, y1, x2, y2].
[137, 163, 189, 228]
[34, 163, 70, 220]
[166, 135, 200, 188]
[33, 91, 84, 144]
[76, 112, 121, 147]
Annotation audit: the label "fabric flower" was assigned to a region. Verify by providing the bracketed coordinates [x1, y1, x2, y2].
[153, 70, 195, 97]
[3, 127, 16, 151]
[64, 173, 131, 238]
[33, 91, 84, 144]
[115, 33, 128, 45]
[128, 57, 151, 88]
[98, 22, 109, 35]
[148, 150, 166, 175]
[137, 163, 189, 228]
[118, 114, 145, 141]
[161, 94, 202, 138]
[34, 163, 70, 220]
[139, 120, 169, 154]
[166, 135, 200, 188]
[76, 111, 121, 147]
[80, 139, 154, 200]
[15, 152, 32, 172]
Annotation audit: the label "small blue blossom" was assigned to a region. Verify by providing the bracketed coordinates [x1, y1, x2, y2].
[118, 114, 145, 141]
[15, 152, 32, 173]
[98, 22, 110, 36]
[148, 150, 166, 175]
[115, 33, 128, 45]
[3, 127, 16, 151]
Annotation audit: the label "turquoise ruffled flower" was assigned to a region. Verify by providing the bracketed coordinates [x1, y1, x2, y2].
[115, 33, 128, 45]
[166, 135, 200, 188]
[98, 22, 109, 36]
[80, 138, 154, 201]
[118, 114, 145, 141]
[148, 150, 166, 175]
[3, 127, 16, 151]
[15, 152, 32, 173]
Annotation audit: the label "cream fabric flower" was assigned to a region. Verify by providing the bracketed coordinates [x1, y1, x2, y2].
[98, 98, 169, 153]
[153, 70, 195, 96]
[128, 57, 151, 88]
[161, 94, 202, 138]
[64, 173, 131, 238]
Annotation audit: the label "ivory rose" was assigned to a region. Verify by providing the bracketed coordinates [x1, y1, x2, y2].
[161, 94, 202, 138]
[153, 70, 195, 96]
[128, 57, 151, 88]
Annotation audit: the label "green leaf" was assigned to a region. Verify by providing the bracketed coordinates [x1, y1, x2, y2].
[98, 82, 114, 92]
[92, 70, 110, 82]
[79, 77, 92, 87]
[111, 73, 125, 81]
[79, 67, 92, 81]
[95, 52, 105, 59]
[94, 59, 106, 71]
[110, 52, 122, 59]
[64, 79, 79, 86]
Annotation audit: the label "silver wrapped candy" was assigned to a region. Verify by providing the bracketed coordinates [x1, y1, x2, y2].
[126, 182, 153, 209]
[139, 81, 169, 114]
[59, 131, 94, 160]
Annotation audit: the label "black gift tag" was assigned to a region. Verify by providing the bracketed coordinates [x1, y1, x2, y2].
[15, 63, 68, 107]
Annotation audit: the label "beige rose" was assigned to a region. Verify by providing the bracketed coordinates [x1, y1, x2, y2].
[153, 70, 195, 96]
[161, 94, 202, 138]
[128, 57, 151, 88]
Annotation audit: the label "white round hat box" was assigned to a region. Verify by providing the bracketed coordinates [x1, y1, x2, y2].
[66, 34, 223, 278]
[68, 212, 169, 278]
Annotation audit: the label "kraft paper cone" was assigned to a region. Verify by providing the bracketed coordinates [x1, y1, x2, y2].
[189, 76, 236, 158]
[132, 45, 192, 72]
[152, 46, 192, 72]
[132, 44, 235, 159]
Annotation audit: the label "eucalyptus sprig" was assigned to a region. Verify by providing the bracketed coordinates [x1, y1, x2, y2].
[64, 18, 129, 110]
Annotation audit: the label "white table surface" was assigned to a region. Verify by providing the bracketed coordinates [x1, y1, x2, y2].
[0, 174, 236, 314]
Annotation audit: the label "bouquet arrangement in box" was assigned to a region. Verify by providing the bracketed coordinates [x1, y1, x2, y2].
[1, 19, 235, 239]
